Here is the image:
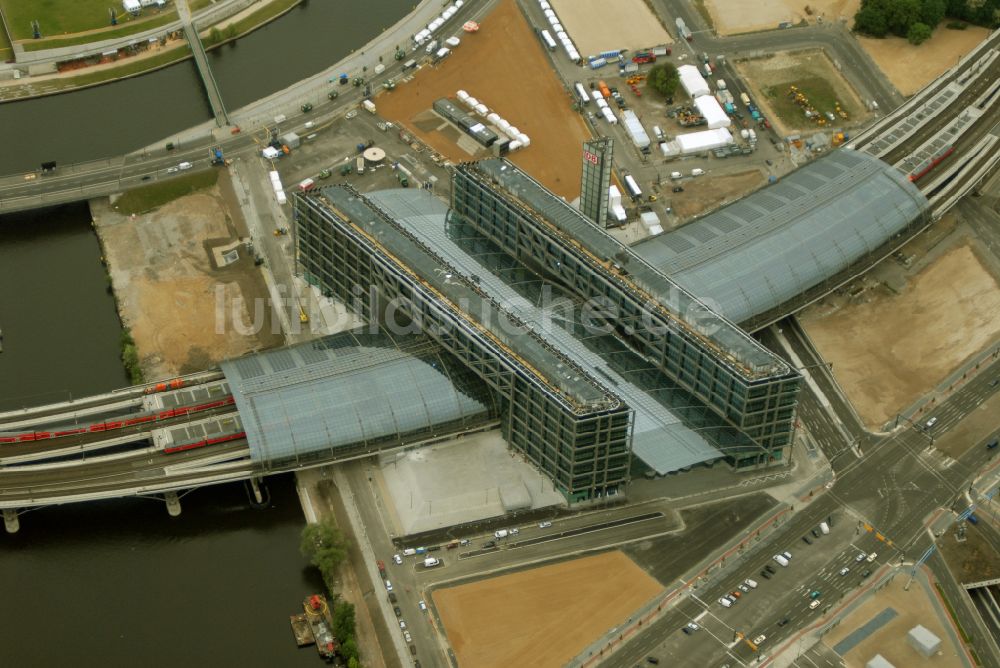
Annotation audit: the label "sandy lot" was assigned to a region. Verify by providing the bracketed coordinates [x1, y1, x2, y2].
[433, 551, 662, 668]
[939, 520, 1000, 584]
[802, 245, 1000, 429]
[376, 0, 591, 200]
[705, 0, 860, 35]
[859, 25, 991, 96]
[734, 50, 870, 136]
[821, 575, 965, 668]
[671, 169, 766, 220]
[95, 176, 281, 380]
[548, 0, 671, 56]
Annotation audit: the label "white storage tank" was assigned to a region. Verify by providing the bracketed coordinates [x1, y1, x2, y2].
[508, 126, 520, 137]
[487, 112, 501, 123]
[544, 8, 555, 18]
[466, 96, 479, 108]
[539, 0, 550, 8]
[517, 134, 530, 146]
[475, 103, 489, 116]
[498, 119, 512, 132]
[508, 140, 522, 151]
[457, 89, 469, 101]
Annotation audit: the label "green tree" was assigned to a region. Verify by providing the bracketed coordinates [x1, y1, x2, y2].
[920, 0, 947, 25]
[884, 0, 923, 36]
[206, 27, 222, 46]
[300, 521, 349, 590]
[225, 24, 238, 40]
[854, 3, 889, 35]
[908, 20, 934, 41]
[348, 658, 360, 668]
[341, 637, 359, 663]
[646, 63, 680, 98]
[332, 600, 356, 640]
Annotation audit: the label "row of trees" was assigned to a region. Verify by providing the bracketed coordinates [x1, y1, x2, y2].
[854, 0, 947, 43]
[854, 0, 1000, 44]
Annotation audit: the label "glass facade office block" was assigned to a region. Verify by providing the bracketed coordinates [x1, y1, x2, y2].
[452, 161, 801, 465]
[293, 187, 632, 503]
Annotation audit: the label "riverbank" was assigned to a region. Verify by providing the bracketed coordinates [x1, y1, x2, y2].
[0, 0, 299, 102]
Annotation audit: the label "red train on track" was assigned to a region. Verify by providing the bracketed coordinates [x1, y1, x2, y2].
[0, 396, 235, 445]
[163, 431, 246, 454]
[908, 145, 954, 182]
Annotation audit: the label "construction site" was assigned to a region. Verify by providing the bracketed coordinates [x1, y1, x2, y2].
[374, 0, 591, 200]
[432, 551, 663, 668]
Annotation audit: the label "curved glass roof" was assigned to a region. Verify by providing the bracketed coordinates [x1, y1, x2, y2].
[221, 329, 496, 468]
[633, 150, 929, 324]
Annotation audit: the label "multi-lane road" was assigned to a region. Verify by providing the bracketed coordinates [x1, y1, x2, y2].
[609, 358, 1000, 666]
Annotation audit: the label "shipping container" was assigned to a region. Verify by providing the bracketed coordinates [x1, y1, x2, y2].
[623, 174, 642, 200]
[540, 29, 557, 51]
[356, 156, 365, 174]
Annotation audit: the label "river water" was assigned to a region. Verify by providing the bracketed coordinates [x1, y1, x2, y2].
[0, 0, 416, 173]
[0, 1, 418, 662]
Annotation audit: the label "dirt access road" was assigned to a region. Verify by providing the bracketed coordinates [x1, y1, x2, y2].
[376, 0, 591, 200]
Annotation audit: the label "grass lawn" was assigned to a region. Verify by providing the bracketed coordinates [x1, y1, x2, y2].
[20, 11, 178, 51]
[0, 20, 11, 61]
[761, 75, 860, 130]
[115, 169, 219, 215]
[1, 0, 177, 40]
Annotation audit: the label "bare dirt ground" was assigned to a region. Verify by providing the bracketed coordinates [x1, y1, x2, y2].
[547, 0, 671, 56]
[939, 522, 1000, 584]
[733, 50, 871, 137]
[375, 0, 591, 200]
[821, 574, 965, 668]
[859, 25, 991, 96]
[705, 0, 860, 35]
[433, 551, 662, 668]
[95, 172, 281, 380]
[801, 243, 1000, 429]
[672, 169, 765, 220]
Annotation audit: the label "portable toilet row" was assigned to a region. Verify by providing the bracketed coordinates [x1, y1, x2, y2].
[535, 0, 578, 62]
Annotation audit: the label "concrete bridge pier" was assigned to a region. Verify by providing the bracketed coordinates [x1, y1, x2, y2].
[164, 491, 182, 517]
[3, 509, 20, 534]
[245, 477, 271, 509]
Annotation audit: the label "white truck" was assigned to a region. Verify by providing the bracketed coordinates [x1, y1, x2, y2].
[362, 99, 377, 114]
[424, 557, 441, 568]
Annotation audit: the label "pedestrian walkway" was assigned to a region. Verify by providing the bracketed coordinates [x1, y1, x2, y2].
[177, 0, 229, 126]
